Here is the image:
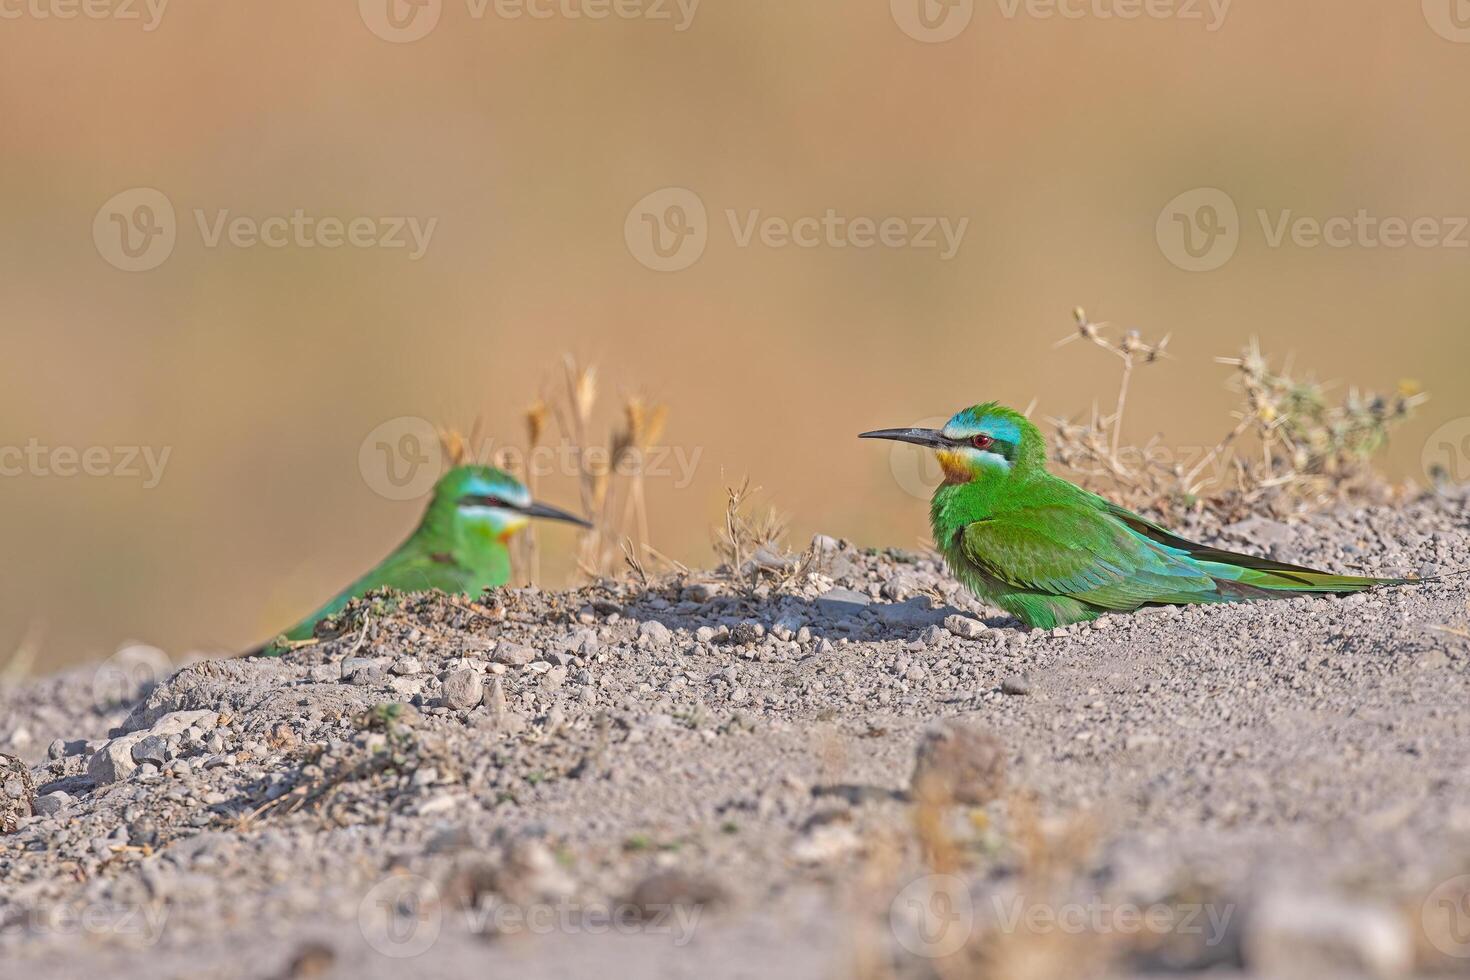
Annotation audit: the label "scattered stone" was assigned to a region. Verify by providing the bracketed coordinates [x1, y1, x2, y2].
[33, 791, 71, 817]
[944, 614, 987, 640]
[492, 642, 537, 667]
[149, 710, 220, 737]
[346, 666, 385, 686]
[876, 597, 944, 629]
[441, 669, 484, 710]
[683, 583, 722, 603]
[816, 588, 871, 617]
[730, 621, 765, 645]
[131, 735, 169, 766]
[626, 871, 729, 919]
[340, 657, 375, 679]
[1, 754, 35, 833]
[1000, 675, 1032, 696]
[911, 721, 1007, 806]
[88, 734, 149, 785]
[638, 621, 673, 645]
[1245, 891, 1412, 980]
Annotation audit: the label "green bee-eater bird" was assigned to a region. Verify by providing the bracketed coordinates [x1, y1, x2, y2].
[861, 403, 1409, 629]
[250, 465, 589, 656]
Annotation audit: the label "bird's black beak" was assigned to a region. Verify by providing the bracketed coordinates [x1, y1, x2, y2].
[458, 496, 594, 529]
[520, 500, 594, 529]
[858, 427, 950, 449]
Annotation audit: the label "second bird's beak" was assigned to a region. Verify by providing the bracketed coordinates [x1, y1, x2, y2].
[858, 427, 949, 449]
[459, 496, 594, 529]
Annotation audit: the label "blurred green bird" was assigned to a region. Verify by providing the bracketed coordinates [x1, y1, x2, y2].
[862, 403, 1409, 629]
[249, 465, 588, 656]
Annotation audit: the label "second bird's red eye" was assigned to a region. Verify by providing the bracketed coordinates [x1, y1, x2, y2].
[971, 434, 994, 450]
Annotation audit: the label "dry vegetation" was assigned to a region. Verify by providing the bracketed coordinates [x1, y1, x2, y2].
[478, 355, 674, 584]
[711, 476, 815, 591]
[1048, 308, 1428, 520]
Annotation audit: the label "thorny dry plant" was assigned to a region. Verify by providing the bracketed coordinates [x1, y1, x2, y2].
[1049, 308, 1427, 518]
[712, 476, 815, 591]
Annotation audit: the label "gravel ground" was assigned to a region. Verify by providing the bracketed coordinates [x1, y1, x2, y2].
[3, 496, 1470, 979]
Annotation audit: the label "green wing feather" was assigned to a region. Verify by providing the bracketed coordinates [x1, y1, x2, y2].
[951, 498, 1399, 628]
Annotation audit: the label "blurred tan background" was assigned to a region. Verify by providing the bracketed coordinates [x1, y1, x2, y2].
[3, 0, 1468, 670]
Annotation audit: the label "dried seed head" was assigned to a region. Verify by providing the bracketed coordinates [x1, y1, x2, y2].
[437, 427, 470, 467]
[571, 364, 597, 424]
[525, 400, 548, 448]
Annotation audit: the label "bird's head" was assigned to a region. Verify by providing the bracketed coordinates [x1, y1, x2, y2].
[860, 402, 1045, 485]
[429, 465, 591, 541]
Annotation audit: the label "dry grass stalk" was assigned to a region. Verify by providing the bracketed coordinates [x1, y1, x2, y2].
[713, 476, 813, 589]
[0, 620, 43, 686]
[1049, 308, 1426, 518]
[516, 400, 549, 585]
[528, 355, 672, 581]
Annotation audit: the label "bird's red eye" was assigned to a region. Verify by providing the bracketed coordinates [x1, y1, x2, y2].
[971, 434, 994, 450]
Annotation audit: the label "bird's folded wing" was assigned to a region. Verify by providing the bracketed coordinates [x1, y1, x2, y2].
[361, 549, 475, 597]
[959, 506, 1217, 608]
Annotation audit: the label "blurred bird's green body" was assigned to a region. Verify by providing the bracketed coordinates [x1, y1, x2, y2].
[253, 465, 588, 656]
[862, 404, 1405, 629]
